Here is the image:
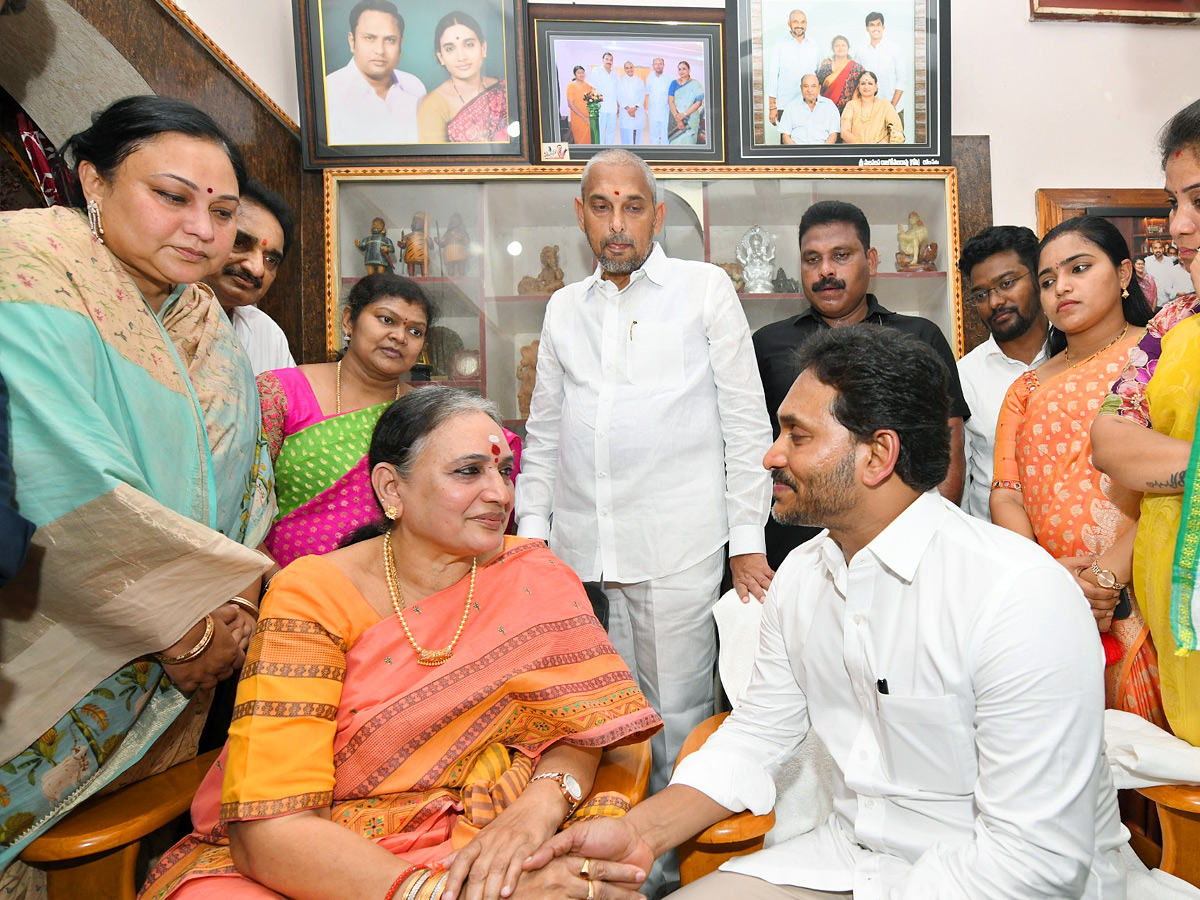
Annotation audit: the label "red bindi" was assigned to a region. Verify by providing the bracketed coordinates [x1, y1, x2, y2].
[262, 238, 268, 245]
[491, 443, 501, 457]
[614, 190, 620, 195]
[1177, 150, 1183, 158]
[207, 187, 213, 193]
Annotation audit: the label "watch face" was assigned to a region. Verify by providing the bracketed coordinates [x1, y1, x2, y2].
[563, 773, 582, 801]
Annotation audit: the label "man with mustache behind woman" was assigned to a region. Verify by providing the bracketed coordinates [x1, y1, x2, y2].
[752, 200, 969, 568]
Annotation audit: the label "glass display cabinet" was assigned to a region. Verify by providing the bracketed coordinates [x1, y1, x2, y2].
[325, 166, 963, 433]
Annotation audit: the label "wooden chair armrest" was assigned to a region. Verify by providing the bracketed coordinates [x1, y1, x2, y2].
[591, 738, 653, 807]
[691, 808, 776, 846]
[1136, 782, 1200, 814]
[21, 748, 219, 863]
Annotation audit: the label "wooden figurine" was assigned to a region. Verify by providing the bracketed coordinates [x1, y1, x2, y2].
[354, 217, 395, 275]
[399, 211, 429, 277]
[517, 245, 565, 294]
[436, 213, 470, 277]
[517, 339, 540, 418]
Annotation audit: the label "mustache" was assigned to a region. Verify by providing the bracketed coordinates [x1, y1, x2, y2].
[223, 265, 262, 290]
[987, 305, 1019, 325]
[603, 232, 636, 249]
[811, 276, 845, 293]
[771, 468, 798, 491]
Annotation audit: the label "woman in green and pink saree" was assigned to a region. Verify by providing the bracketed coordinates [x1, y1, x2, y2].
[258, 274, 522, 567]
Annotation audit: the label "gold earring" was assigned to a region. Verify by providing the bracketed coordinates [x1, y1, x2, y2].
[385, 506, 399, 520]
[86, 199, 105, 244]
[1121, 287, 1130, 299]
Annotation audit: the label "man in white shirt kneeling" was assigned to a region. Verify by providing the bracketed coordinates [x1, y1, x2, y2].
[529, 325, 1127, 900]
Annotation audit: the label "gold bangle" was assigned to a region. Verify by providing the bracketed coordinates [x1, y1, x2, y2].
[404, 871, 432, 900]
[228, 595, 260, 617]
[154, 614, 214, 665]
[424, 872, 449, 900]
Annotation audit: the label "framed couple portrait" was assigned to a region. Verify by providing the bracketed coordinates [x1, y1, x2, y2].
[726, 0, 950, 165]
[529, 5, 726, 164]
[293, 0, 531, 166]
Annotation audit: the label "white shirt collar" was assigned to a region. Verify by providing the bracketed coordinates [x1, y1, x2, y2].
[819, 490, 945, 585]
[585, 242, 668, 295]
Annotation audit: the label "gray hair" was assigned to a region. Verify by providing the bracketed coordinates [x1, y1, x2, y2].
[580, 149, 658, 205]
[373, 386, 503, 482]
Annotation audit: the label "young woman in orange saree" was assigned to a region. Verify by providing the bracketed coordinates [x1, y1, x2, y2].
[142, 388, 659, 900]
[992, 216, 1162, 725]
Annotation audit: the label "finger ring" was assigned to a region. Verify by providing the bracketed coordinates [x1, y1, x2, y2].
[580, 858, 591, 879]
[587, 879, 595, 900]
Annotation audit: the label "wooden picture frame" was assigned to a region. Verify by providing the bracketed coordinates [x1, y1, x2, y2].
[529, 5, 726, 164]
[293, 0, 531, 167]
[726, 0, 950, 165]
[1029, 0, 1200, 24]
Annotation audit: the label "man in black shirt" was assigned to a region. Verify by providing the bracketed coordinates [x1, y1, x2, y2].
[753, 200, 969, 568]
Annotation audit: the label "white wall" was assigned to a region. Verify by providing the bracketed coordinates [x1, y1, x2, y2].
[179, 0, 1200, 229]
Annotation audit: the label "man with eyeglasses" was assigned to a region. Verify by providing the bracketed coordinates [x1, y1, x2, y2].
[955, 225, 1049, 521]
[752, 200, 968, 569]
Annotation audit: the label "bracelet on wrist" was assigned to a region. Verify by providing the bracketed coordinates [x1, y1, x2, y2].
[154, 614, 214, 665]
[422, 871, 449, 900]
[403, 870, 433, 900]
[385, 867, 421, 900]
[227, 595, 260, 617]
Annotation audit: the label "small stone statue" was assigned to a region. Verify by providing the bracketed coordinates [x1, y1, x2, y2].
[355, 217, 394, 275]
[772, 267, 800, 294]
[736, 226, 776, 293]
[517, 339, 540, 418]
[517, 245, 565, 294]
[399, 211, 428, 277]
[896, 211, 939, 272]
[717, 262, 744, 292]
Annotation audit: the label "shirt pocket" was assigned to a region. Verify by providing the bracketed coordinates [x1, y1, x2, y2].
[876, 693, 976, 795]
[627, 322, 685, 388]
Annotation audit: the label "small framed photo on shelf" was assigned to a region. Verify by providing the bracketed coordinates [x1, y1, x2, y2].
[529, 4, 726, 164]
[293, 0, 531, 166]
[726, 0, 950, 165]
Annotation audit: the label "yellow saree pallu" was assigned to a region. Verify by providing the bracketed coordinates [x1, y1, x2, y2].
[140, 538, 661, 899]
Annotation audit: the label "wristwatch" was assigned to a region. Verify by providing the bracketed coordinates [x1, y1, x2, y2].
[1090, 560, 1126, 591]
[530, 771, 582, 815]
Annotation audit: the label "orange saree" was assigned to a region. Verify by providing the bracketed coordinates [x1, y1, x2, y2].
[140, 538, 661, 899]
[993, 341, 1165, 726]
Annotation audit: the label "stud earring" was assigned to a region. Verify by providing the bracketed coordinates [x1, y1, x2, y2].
[86, 199, 105, 244]
[385, 506, 399, 520]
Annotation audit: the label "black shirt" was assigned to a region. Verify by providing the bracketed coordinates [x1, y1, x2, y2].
[751, 295, 971, 569]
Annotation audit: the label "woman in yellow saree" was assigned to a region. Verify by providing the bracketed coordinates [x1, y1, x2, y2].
[142, 388, 660, 900]
[992, 215, 1162, 725]
[1093, 99, 1200, 744]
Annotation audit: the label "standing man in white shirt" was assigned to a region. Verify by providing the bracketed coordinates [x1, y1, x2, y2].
[1143, 240, 1188, 307]
[204, 180, 296, 375]
[778, 74, 840, 145]
[765, 9, 819, 136]
[589, 52, 620, 144]
[853, 12, 904, 122]
[645, 58, 672, 145]
[956, 226, 1049, 521]
[515, 149, 774, 808]
[529, 325, 1127, 900]
[617, 61, 648, 146]
[323, 0, 426, 145]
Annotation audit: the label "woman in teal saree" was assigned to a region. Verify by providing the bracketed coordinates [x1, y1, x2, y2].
[0, 97, 274, 879]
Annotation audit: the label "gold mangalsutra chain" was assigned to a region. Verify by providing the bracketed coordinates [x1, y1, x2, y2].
[382, 528, 476, 666]
[1064, 322, 1129, 369]
[335, 358, 401, 415]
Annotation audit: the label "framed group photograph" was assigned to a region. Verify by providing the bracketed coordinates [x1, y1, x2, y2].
[293, 0, 530, 166]
[529, 5, 726, 164]
[726, 0, 949, 165]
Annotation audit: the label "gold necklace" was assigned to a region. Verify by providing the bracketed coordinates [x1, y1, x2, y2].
[1064, 322, 1129, 369]
[452, 78, 486, 106]
[382, 528, 476, 666]
[859, 98, 874, 121]
[335, 359, 402, 415]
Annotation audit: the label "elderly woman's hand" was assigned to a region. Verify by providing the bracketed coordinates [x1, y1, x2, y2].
[508, 855, 646, 900]
[160, 604, 245, 691]
[441, 787, 566, 900]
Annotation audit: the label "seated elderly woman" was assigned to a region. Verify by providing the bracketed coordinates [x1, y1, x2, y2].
[0, 96, 271, 884]
[142, 387, 661, 900]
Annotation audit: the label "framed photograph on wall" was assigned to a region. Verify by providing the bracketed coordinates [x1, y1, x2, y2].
[293, 0, 530, 166]
[726, 0, 950, 165]
[529, 4, 726, 164]
[1029, 0, 1200, 23]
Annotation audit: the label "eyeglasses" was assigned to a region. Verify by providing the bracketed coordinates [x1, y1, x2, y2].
[967, 270, 1030, 306]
